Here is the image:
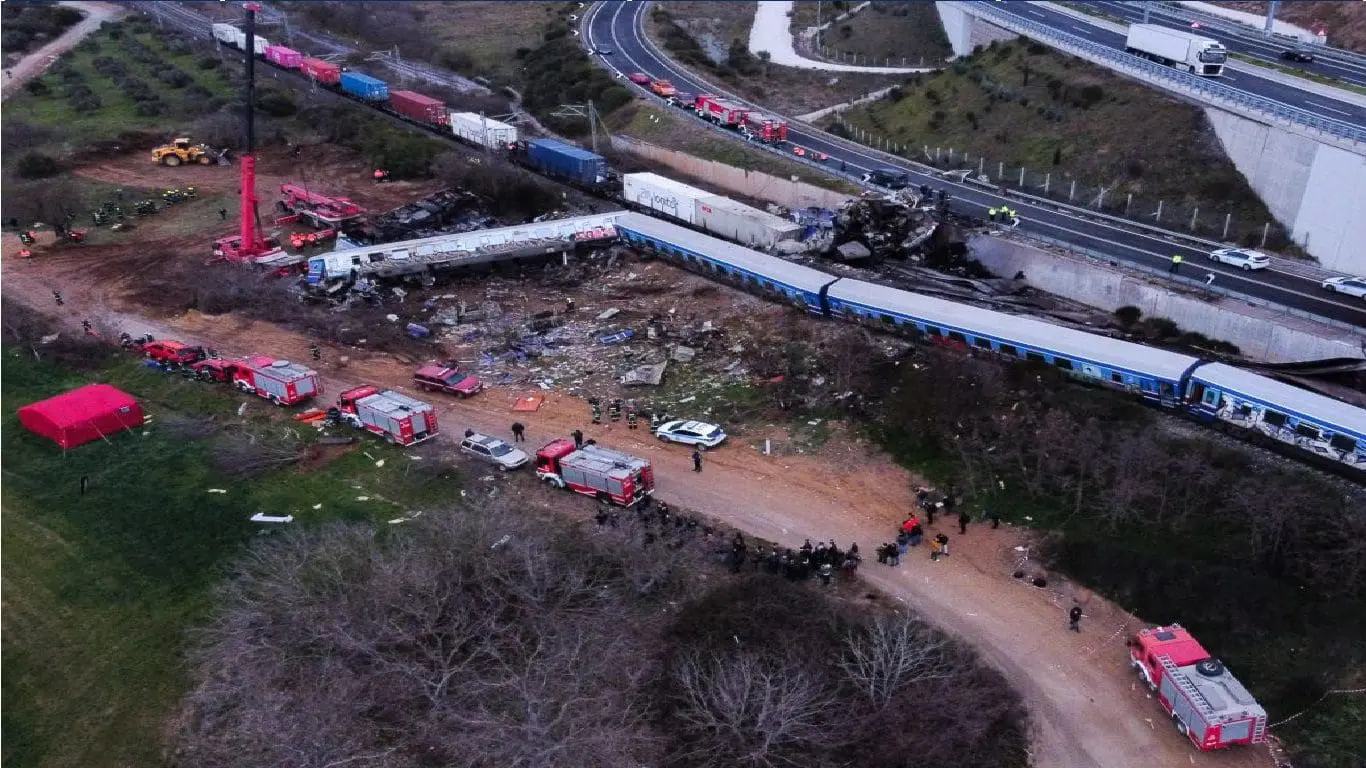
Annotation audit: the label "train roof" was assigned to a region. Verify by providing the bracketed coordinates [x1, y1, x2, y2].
[616, 212, 834, 294]
[1191, 362, 1366, 437]
[827, 278, 1200, 381]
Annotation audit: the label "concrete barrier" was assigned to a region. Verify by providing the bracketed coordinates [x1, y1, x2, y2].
[611, 136, 854, 210]
[969, 234, 1361, 363]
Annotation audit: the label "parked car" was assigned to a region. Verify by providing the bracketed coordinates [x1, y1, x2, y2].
[1208, 247, 1270, 271]
[655, 419, 728, 449]
[140, 339, 208, 365]
[628, 72, 652, 85]
[1321, 276, 1366, 300]
[460, 432, 529, 471]
[649, 79, 676, 97]
[1280, 47, 1315, 63]
[413, 363, 483, 397]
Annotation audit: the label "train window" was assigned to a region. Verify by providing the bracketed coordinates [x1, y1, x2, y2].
[925, 325, 941, 336]
[1054, 358, 1073, 370]
[747, 275, 759, 288]
[1330, 434, 1357, 454]
[973, 337, 993, 350]
[881, 314, 895, 325]
[1294, 423, 1321, 440]
[999, 344, 1018, 357]
[948, 331, 966, 343]
[1025, 351, 1046, 363]
[1110, 372, 1123, 384]
[1237, 404, 1252, 417]
[1263, 410, 1287, 427]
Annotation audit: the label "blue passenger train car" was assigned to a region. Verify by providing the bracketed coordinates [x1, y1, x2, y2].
[616, 213, 837, 314]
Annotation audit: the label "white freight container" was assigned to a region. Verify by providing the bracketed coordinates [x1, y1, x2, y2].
[696, 195, 802, 250]
[448, 112, 518, 150]
[1124, 24, 1226, 76]
[622, 172, 713, 226]
[212, 23, 239, 47]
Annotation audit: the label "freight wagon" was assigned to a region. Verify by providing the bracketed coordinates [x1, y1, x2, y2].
[211, 23, 268, 56]
[622, 172, 711, 226]
[335, 386, 438, 446]
[520, 139, 611, 187]
[339, 71, 390, 102]
[264, 44, 302, 69]
[448, 111, 518, 150]
[300, 57, 342, 85]
[622, 173, 800, 249]
[389, 90, 447, 126]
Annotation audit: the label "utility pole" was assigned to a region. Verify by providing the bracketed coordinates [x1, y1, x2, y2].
[1263, 0, 1278, 35]
[1142, 5, 1150, 24]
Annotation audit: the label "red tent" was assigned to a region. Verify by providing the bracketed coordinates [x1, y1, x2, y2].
[18, 384, 145, 450]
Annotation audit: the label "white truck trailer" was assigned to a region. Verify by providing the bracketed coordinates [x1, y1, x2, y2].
[1125, 24, 1227, 76]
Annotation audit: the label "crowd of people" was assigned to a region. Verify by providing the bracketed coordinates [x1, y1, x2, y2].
[593, 497, 861, 586]
[874, 486, 1000, 567]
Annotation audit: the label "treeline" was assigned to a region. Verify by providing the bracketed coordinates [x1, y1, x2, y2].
[177, 502, 1029, 768]
[869, 344, 1366, 767]
[1, 3, 83, 57]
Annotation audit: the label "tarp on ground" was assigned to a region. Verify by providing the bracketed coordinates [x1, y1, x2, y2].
[17, 383, 144, 449]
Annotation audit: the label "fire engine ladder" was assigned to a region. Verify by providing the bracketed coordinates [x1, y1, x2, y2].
[1251, 716, 1267, 743]
[1157, 656, 1214, 716]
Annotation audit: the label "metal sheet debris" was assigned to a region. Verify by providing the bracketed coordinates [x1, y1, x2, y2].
[620, 361, 667, 387]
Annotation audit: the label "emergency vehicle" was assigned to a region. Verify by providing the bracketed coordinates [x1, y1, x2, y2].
[535, 439, 655, 506]
[138, 339, 210, 365]
[221, 355, 321, 405]
[742, 113, 788, 144]
[1128, 624, 1267, 750]
[694, 94, 748, 127]
[412, 362, 484, 398]
[333, 386, 438, 446]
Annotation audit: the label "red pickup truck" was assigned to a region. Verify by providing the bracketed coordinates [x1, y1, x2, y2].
[412, 363, 484, 398]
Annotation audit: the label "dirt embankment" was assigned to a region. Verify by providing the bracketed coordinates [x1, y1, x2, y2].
[1214, 1, 1366, 52]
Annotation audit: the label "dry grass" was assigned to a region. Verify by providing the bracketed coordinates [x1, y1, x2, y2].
[411, 1, 552, 82]
[646, 2, 909, 115]
[808, 2, 953, 66]
[1215, 1, 1366, 52]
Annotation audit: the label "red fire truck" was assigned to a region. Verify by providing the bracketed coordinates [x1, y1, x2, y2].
[742, 113, 788, 144]
[1128, 624, 1267, 751]
[534, 439, 655, 506]
[222, 355, 321, 405]
[694, 94, 748, 127]
[333, 386, 438, 446]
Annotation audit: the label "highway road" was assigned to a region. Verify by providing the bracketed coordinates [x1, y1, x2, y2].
[1089, 1, 1366, 88]
[585, 1, 1366, 328]
[998, 2, 1366, 126]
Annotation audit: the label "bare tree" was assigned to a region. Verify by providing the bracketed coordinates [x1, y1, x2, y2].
[211, 430, 305, 478]
[669, 650, 838, 768]
[838, 613, 956, 710]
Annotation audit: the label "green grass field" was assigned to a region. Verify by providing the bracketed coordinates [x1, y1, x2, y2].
[0, 349, 459, 768]
[8, 21, 234, 140]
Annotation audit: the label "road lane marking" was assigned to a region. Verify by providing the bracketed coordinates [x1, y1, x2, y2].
[1303, 100, 1354, 117]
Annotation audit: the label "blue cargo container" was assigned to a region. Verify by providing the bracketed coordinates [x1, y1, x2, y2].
[526, 139, 609, 186]
[339, 71, 390, 102]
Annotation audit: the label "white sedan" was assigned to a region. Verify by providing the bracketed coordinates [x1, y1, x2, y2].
[1321, 276, 1366, 300]
[655, 420, 727, 449]
[1208, 247, 1270, 271]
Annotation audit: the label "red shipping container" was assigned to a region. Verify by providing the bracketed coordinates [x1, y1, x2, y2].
[389, 90, 447, 126]
[264, 44, 303, 69]
[300, 57, 341, 86]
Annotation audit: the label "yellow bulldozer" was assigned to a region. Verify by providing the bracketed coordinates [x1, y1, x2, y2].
[151, 138, 228, 167]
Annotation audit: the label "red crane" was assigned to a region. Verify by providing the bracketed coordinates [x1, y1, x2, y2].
[213, 3, 283, 262]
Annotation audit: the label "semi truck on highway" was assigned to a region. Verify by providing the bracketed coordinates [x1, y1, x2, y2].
[1125, 24, 1227, 76]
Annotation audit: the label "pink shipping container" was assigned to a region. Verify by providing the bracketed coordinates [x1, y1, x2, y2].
[264, 45, 303, 69]
[300, 57, 342, 86]
[389, 90, 447, 126]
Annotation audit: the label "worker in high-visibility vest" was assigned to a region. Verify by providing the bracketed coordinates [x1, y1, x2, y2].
[1169, 254, 1184, 274]
[987, 206, 999, 222]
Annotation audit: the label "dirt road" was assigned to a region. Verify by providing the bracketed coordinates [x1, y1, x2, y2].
[0, 250, 1274, 768]
[2, 2, 126, 101]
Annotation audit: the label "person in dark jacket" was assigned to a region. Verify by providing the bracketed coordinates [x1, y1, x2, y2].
[692, 448, 703, 472]
[958, 509, 971, 535]
[511, 422, 525, 442]
[1069, 605, 1083, 632]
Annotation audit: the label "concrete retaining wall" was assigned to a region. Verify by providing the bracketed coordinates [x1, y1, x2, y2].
[935, 1, 1015, 58]
[970, 235, 1361, 363]
[1206, 109, 1366, 274]
[611, 136, 854, 210]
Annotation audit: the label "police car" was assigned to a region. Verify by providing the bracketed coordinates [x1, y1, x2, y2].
[1321, 276, 1366, 300]
[1208, 247, 1270, 271]
[655, 420, 727, 449]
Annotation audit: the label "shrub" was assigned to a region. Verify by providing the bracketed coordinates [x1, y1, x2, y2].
[1142, 316, 1179, 339]
[196, 55, 220, 70]
[69, 94, 103, 113]
[24, 79, 49, 96]
[1078, 84, 1105, 108]
[157, 69, 192, 88]
[1113, 306, 1142, 325]
[439, 47, 474, 72]
[255, 90, 297, 117]
[14, 152, 60, 180]
[134, 100, 167, 117]
[924, 87, 941, 105]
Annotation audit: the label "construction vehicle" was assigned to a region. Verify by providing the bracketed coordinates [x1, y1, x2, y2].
[151, 138, 226, 167]
[331, 385, 438, 446]
[193, 354, 320, 405]
[278, 184, 367, 228]
[534, 438, 655, 506]
[215, 3, 284, 264]
[1128, 624, 1267, 750]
